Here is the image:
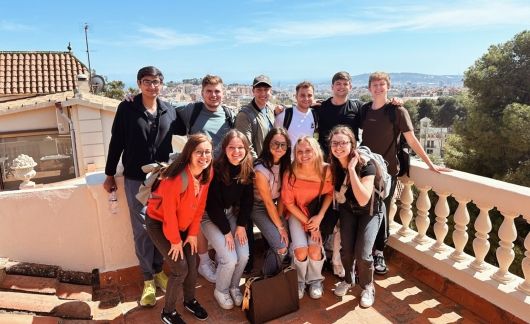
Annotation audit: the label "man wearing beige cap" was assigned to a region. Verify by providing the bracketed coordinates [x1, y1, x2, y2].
[235, 75, 276, 273]
[235, 75, 276, 159]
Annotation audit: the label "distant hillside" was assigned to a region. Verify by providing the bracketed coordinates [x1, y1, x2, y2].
[349, 73, 463, 87]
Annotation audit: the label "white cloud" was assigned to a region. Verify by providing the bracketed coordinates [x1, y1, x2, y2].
[0, 20, 33, 31]
[134, 26, 212, 49]
[233, 1, 530, 44]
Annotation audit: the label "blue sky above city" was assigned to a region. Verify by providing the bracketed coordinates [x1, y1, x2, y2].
[2, 0, 529, 85]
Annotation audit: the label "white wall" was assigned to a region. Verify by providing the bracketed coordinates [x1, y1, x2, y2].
[0, 173, 137, 272]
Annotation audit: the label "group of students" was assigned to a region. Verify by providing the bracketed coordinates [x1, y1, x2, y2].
[104, 67, 448, 324]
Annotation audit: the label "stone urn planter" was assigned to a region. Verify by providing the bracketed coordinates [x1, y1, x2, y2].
[11, 154, 38, 189]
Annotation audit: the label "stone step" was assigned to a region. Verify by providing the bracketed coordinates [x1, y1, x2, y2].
[0, 312, 60, 324]
[0, 291, 92, 320]
[56, 282, 93, 302]
[0, 275, 58, 295]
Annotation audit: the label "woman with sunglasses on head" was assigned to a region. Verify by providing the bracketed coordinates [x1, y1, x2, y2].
[201, 129, 254, 310]
[252, 127, 292, 274]
[281, 136, 333, 300]
[145, 133, 213, 324]
[328, 125, 383, 308]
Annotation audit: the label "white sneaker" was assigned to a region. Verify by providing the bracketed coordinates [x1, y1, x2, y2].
[309, 282, 323, 299]
[214, 289, 234, 310]
[334, 281, 352, 297]
[360, 284, 375, 308]
[333, 263, 345, 278]
[297, 282, 305, 299]
[229, 287, 243, 307]
[198, 260, 217, 283]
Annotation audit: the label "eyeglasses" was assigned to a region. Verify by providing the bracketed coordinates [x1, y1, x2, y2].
[193, 150, 212, 157]
[270, 141, 288, 150]
[141, 79, 162, 87]
[331, 140, 351, 148]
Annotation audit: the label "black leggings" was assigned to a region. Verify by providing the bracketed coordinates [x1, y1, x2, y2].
[373, 176, 398, 251]
[146, 216, 197, 313]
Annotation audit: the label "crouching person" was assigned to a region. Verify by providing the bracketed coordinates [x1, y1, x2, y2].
[282, 136, 333, 299]
[146, 134, 213, 324]
[202, 130, 254, 309]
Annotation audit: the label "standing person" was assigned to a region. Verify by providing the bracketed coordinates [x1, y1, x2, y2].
[236, 74, 276, 159]
[282, 136, 333, 300]
[146, 134, 213, 323]
[176, 75, 234, 284]
[316, 71, 363, 158]
[201, 130, 254, 310]
[235, 74, 276, 273]
[328, 126, 383, 308]
[252, 128, 292, 274]
[361, 71, 450, 275]
[104, 66, 177, 307]
[274, 81, 318, 148]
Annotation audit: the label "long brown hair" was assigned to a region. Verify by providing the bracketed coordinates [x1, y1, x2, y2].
[254, 127, 292, 182]
[327, 125, 365, 184]
[162, 133, 213, 185]
[215, 129, 254, 185]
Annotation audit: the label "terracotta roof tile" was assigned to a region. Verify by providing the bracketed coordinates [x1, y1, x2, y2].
[0, 51, 88, 96]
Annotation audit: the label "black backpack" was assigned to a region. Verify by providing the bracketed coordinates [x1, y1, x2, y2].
[282, 107, 319, 131]
[188, 102, 235, 135]
[360, 103, 410, 177]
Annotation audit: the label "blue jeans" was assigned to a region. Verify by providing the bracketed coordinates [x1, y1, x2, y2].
[201, 211, 249, 293]
[251, 200, 287, 253]
[339, 201, 384, 289]
[124, 177, 164, 280]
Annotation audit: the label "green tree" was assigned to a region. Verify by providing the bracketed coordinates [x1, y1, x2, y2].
[434, 96, 466, 127]
[102, 80, 126, 100]
[417, 99, 437, 120]
[403, 100, 419, 125]
[445, 30, 530, 187]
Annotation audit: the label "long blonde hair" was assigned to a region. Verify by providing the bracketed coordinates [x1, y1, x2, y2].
[289, 136, 325, 186]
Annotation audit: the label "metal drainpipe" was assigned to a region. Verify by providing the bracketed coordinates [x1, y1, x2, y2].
[55, 101, 80, 177]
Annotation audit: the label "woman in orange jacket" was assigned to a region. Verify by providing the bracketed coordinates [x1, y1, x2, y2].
[146, 133, 213, 324]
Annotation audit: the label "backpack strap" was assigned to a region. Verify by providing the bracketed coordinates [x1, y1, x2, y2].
[221, 105, 235, 128]
[282, 107, 294, 130]
[310, 108, 318, 131]
[188, 102, 203, 135]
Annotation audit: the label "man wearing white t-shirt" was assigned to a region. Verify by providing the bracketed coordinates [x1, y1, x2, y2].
[274, 81, 317, 157]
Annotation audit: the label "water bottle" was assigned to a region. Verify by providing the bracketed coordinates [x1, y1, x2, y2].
[108, 188, 118, 214]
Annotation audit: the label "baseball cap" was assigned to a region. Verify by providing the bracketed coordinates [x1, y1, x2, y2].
[252, 75, 272, 88]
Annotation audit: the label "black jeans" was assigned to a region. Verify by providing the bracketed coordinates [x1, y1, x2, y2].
[146, 216, 197, 313]
[373, 176, 398, 251]
[339, 202, 383, 288]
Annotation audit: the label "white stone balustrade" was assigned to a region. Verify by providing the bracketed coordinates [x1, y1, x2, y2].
[388, 160, 530, 321]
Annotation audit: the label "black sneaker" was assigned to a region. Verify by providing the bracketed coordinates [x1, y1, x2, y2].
[184, 298, 208, 321]
[161, 310, 186, 324]
[374, 254, 388, 275]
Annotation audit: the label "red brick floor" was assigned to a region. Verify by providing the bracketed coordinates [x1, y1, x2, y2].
[94, 255, 490, 324]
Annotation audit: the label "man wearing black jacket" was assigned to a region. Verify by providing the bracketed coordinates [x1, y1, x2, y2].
[104, 66, 178, 308]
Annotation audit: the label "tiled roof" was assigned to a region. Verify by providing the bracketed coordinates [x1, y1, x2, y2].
[0, 51, 88, 95]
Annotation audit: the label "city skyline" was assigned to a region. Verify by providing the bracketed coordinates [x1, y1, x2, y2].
[1, 0, 529, 85]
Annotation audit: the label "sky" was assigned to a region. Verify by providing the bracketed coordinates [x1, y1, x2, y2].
[1, 0, 530, 85]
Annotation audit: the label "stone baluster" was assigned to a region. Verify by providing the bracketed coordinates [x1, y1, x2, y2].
[431, 192, 450, 252]
[388, 194, 399, 231]
[470, 203, 493, 271]
[413, 186, 431, 245]
[517, 218, 530, 294]
[450, 196, 471, 261]
[397, 179, 414, 236]
[492, 210, 517, 283]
